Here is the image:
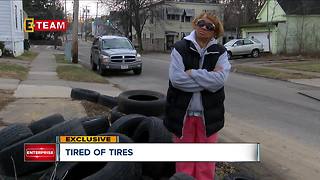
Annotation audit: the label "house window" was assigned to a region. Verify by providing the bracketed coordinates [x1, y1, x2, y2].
[143, 33, 146, 40]
[244, 39, 254, 45]
[20, 10, 23, 31]
[166, 7, 183, 21]
[15, 5, 18, 29]
[184, 9, 194, 23]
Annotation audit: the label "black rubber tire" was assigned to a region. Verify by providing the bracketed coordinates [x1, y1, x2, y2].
[71, 88, 100, 102]
[251, 49, 260, 58]
[98, 132, 134, 143]
[109, 106, 126, 124]
[132, 117, 175, 179]
[133, 68, 142, 75]
[132, 116, 172, 143]
[97, 61, 106, 76]
[39, 163, 78, 180]
[169, 172, 195, 180]
[0, 124, 33, 151]
[108, 114, 147, 138]
[118, 90, 166, 116]
[81, 115, 110, 135]
[84, 162, 142, 180]
[0, 119, 86, 177]
[28, 114, 65, 134]
[97, 94, 118, 108]
[54, 133, 136, 180]
[223, 173, 253, 180]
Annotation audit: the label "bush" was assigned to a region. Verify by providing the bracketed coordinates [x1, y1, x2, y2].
[24, 39, 30, 50]
[0, 41, 4, 51]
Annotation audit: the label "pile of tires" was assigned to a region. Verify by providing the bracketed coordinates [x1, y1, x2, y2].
[0, 114, 86, 179]
[0, 89, 180, 179]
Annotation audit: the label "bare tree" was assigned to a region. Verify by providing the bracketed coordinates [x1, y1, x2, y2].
[220, 0, 267, 32]
[101, 0, 161, 52]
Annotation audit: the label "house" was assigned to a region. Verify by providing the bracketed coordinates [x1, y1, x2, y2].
[0, 1, 24, 57]
[134, 0, 224, 52]
[241, 0, 320, 54]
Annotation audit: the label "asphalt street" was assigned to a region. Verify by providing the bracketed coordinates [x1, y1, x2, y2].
[78, 40, 320, 180]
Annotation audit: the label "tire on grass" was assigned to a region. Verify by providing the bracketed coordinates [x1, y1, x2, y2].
[81, 115, 110, 135]
[107, 114, 147, 138]
[0, 119, 86, 177]
[97, 95, 118, 108]
[169, 172, 195, 180]
[132, 117, 175, 179]
[71, 88, 100, 102]
[109, 106, 125, 124]
[28, 114, 65, 134]
[0, 124, 33, 151]
[118, 90, 165, 116]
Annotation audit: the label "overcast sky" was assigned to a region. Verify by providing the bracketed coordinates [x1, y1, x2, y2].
[65, 0, 109, 18]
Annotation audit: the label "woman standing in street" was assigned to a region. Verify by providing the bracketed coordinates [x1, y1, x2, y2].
[164, 12, 231, 180]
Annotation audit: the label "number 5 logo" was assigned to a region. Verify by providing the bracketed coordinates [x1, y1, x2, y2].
[24, 18, 34, 32]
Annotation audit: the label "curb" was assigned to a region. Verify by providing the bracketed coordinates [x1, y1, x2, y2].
[297, 92, 320, 102]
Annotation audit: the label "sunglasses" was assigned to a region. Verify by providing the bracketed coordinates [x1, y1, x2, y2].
[196, 19, 215, 31]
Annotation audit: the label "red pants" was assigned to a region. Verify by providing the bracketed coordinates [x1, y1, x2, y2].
[173, 116, 218, 180]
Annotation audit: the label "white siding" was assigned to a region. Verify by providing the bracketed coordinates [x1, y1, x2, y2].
[0, 1, 24, 56]
[11, 0, 24, 41]
[0, 1, 12, 41]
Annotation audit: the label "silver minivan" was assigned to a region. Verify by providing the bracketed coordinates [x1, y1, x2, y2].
[90, 36, 142, 75]
[224, 39, 264, 59]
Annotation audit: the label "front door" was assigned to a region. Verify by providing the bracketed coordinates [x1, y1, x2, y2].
[166, 35, 174, 51]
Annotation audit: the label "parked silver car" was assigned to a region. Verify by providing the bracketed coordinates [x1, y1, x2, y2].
[224, 39, 264, 59]
[90, 36, 142, 75]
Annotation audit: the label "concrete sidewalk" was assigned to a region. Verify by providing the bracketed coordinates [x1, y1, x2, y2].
[0, 46, 121, 125]
[14, 47, 122, 98]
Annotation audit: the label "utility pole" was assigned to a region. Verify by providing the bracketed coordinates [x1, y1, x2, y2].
[96, 2, 98, 18]
[64, 0, 68, 42]
[72, 0, 79, 63]
[95, 2, 98, 36]
[84, 6, 89, 41]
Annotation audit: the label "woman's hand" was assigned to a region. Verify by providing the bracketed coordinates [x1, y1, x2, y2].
[213, 66, 223, 72]
[185, 70, 192, 76]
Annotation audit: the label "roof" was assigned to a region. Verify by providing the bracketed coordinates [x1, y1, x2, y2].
[240, 22, 280, 28]
[278, 0, 320, 15]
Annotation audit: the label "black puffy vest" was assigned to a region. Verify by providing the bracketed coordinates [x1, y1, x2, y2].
[164, 39, 226, 138]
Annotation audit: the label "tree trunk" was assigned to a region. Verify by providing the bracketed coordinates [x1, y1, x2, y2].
[137, 31, 143, 52]
[134, 7, 143, 52]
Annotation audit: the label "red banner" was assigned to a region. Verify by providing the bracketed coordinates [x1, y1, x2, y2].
[24, 143, 56, 162]
[25, 19, 67, 32]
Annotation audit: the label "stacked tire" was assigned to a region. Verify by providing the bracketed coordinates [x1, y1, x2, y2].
[0, 89, 183, 179]
[110, 90, 167, 124]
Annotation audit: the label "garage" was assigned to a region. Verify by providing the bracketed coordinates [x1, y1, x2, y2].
[247, 32, 272, 52]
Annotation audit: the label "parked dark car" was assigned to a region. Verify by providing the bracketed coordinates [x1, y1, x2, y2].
[90, 36, 142, 75]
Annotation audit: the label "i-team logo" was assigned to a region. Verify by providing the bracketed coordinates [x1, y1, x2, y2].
[24, 18, 67, 32]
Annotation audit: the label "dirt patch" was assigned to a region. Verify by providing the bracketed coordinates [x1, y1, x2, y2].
[0, 90, 15, 111]
[81, 101, 111, 117]
[0, 62, 29, 80]
[0, 90, 14, 128]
